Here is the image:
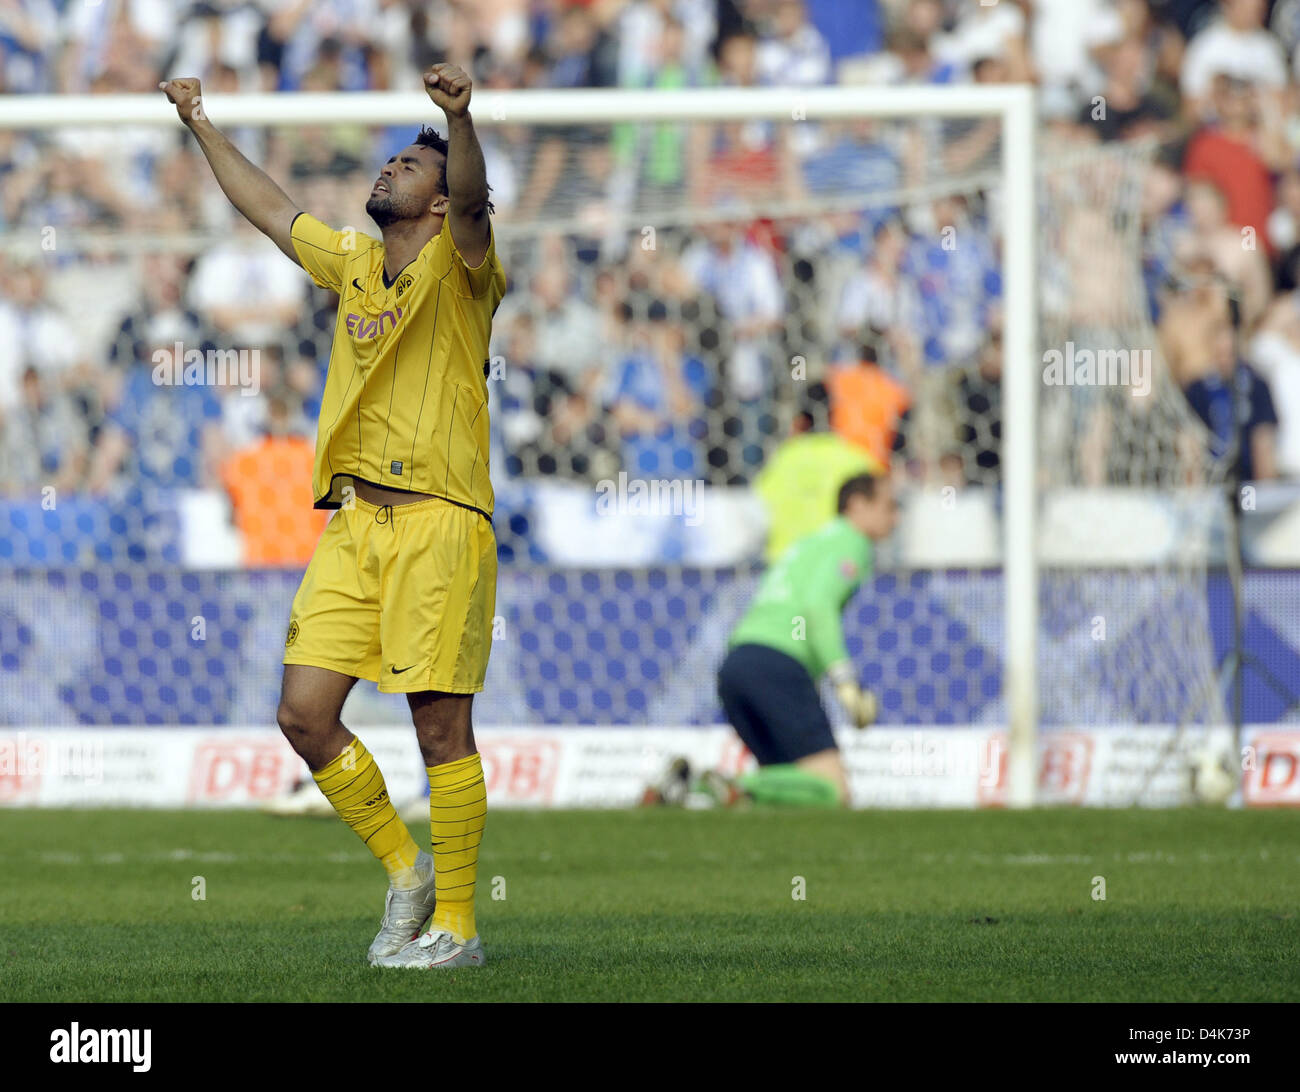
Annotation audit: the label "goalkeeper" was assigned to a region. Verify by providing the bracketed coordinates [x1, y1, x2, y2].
[717, 473, 897, 806]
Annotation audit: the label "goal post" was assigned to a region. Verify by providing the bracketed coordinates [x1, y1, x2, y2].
[0, 84, 1041, 805]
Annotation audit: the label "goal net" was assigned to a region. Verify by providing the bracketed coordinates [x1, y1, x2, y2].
[0, 88, 1226, 803]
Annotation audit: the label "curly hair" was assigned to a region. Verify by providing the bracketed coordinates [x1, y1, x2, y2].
[414, 125, 494, 213]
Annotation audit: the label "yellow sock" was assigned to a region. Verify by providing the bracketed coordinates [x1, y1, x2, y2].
[313, 736, 421, 888]
[427, 752, 486, 944]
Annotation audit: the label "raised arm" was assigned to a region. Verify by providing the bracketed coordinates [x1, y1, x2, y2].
[423, 63, 491, 268]
[159, 77, 301, 264]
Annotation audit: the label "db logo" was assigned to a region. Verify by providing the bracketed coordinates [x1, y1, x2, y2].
[978, 732, 1093, 806]
[479, 739, 560, 805]
[1243, 732, 1300, 806]
[188, 738, 296, 803]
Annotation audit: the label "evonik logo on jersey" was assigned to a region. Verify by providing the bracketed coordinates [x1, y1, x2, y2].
[346, 307, 404, 340]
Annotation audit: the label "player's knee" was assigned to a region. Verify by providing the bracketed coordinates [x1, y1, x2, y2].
[415, 725, 471, 768]
[276, 698, 351, 770]
[276, 696, 326, 748]
[409, 692, 473, 766]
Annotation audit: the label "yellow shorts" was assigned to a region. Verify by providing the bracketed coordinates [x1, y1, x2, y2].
[283, 494, 497, 694]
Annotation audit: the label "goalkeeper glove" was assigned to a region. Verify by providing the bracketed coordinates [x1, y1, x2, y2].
[827, 661, 878, 729]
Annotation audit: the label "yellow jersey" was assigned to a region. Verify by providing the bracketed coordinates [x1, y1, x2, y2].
[290, 211, 505, 516]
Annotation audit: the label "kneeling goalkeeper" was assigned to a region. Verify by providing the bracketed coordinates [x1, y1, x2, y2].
[718, 474, 897, 806]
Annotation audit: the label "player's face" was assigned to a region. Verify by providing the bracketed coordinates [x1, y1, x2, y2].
[849, 482, 899, 542]
[366, 145, 447, 228]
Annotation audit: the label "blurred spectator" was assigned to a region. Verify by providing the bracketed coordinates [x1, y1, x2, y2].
[1140, 151, 1195, 322]
[753, 393, 880, 560]
[497, 244, 606, 401]
[681, 218, 782, 479]
[612, 13, 699, 205]
[220, 394, 328, 566]
[905, 196, 1001, 369]
[1184, 74, 1287, 255]
[618, 0, 715, 87]
[1159, 264, 1233, 388]
[548, 4, 617, 89]
[1084, 35, 1176, 142]
[836, 218, 921, 374]
[188, 219, 306, 345]
[1178, 177, 1272, 331]
[800, 119, 903, 200]
[495, 310, 604, 478]
[826, 342, 910, 468]
[88, 362, 224, 494]
[259, 0, 374, 92]
[755, 0, 831, 87]
[109, 255, 208, 373]
[1249, 291, 1300, 475]
[150, 145, 228, 235]
[0, 259, 83, 414]
[210, 344, 296, 458]
[0, 0, 60, 94]
[942, 54, 1008, 175]
[0, 365, 88, 497]
[168, 2, 266, 86]
[689, 27, 796, 207]
[860, 23, 953, 86]
[8, 141, 137, 235]
[1183, 296, 1278, 481]
[608, 300, 709, 477]
[1031, 0, 1125, 107]
[511, 18, 619, 225]
[932, 0, 1033, 83]
[63, 0, 178, 86]
[882, 0, 993, 85]
[1180, 0, 1288, 117]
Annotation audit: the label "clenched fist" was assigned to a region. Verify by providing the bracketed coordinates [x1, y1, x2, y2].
[423, 63, 471, 117]
[158, 77, 205, 126]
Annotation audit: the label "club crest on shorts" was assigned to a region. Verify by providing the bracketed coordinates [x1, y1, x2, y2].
[285, 620, 299, 647]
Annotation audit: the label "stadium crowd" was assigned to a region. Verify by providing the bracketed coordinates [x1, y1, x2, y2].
[3, 0, 1300, 563]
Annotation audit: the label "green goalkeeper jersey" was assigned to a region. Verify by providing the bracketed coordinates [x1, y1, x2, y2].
[729, 516, 873, 681]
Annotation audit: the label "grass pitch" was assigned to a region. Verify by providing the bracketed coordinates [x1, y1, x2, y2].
[1, 807, 1296, 1002]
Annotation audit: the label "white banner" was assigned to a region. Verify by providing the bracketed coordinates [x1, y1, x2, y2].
[0, 724, 1286, 809]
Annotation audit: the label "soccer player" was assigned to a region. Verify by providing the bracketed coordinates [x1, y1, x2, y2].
[715, 473, 898, 806]
[161, 64, 503, 969]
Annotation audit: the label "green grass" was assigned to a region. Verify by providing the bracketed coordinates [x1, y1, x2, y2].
[1, 808, 1297, 1002]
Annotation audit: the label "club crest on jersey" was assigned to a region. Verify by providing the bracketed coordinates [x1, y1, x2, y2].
[395, 273, 414, 298]
[346, 307, 404, 340]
